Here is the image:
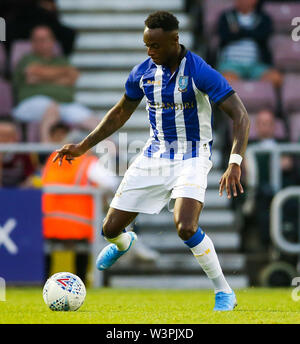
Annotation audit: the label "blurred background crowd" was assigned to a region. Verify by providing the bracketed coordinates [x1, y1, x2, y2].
[0, 0, 300, 288]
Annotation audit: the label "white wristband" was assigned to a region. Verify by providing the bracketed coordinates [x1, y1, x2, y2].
[229, 154, 243, 166]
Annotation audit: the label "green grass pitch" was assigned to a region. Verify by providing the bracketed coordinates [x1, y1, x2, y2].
[1, 287, 300, 324]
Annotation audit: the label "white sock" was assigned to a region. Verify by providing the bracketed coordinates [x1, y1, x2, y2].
[190, 235, 232, 294]
[105, 232, 131, 251]
[211, 274, 232, 294]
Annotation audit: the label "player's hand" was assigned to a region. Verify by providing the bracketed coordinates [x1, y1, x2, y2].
[219, 164, 244, 199]
[52, 143, 84, 166]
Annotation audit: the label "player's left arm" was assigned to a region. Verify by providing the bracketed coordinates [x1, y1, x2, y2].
[218, 92, 250, 199]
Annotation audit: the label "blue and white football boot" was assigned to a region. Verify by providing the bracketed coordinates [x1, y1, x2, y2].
[213, 290, 237, 311]
[96, 232, 137, 271]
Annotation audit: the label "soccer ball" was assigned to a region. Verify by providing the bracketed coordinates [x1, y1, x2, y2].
[43, 272, 86, 311]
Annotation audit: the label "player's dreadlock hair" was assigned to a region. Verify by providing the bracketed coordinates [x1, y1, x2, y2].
[145, 11, 179, 32]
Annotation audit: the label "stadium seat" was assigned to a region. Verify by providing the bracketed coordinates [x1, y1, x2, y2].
[263, 2, 300, 34]
[0, 43, 6, 76]
[270, 35, 300, 72]
[0, 78, 13, 116]
[10, 40, 62, 71]
[288, 113, 300, 142]
[202, 0, 234, 36]
[26, 121, 40, 142]
[281, 74, 300, 115]
[230, 80, 277, 113]
[10, 41, 32, 72]
[274, 119, 286, 140]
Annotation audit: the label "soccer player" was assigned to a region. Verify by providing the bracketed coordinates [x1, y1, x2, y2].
[53, 11, 250, 311]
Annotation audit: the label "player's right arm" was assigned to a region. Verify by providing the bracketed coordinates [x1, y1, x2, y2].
[53, 95, 141, 165]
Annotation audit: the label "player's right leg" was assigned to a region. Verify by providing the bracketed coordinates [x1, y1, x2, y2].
[173, 197, 237, 311]
[96, 207, 138, 271]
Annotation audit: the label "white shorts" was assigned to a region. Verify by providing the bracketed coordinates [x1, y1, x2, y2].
[13, 95, 93, 124]
[110, 151, 213, 214]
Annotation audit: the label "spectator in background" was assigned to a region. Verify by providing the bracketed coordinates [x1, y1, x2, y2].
[48, 121, 71, 144]
[0, 117, 37, 187]
[42, 124, 119, 283]
[4, 0, 76, 57]
[216, 0, 282, 88]
[12, 26, 98, 143]
[249, 109, 298, 191]
[242, 109, 299, 249]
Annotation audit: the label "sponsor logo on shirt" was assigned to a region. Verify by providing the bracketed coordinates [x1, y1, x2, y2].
[148, 101, 195, 111]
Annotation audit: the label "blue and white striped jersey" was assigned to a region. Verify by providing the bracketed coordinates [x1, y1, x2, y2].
[125, 46, 234, 160]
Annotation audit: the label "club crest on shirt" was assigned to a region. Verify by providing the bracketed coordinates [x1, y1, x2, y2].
[178, 75, 188, 92]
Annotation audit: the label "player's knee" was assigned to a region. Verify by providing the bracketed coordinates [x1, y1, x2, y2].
[101, 217, 112, 238]
[176, 221, 197, 241]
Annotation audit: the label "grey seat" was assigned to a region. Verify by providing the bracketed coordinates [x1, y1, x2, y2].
[230, 80, 277, 113]
[263, 2, 300, 34]
[288, 112, 300, 142]
[270, 35, 300, 72]
[0, 78, 13, 116]
[282, 74, 300, 114]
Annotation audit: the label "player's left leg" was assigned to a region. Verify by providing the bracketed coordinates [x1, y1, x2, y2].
[173, 197, 237, 311]
[97, 154, 172, 270]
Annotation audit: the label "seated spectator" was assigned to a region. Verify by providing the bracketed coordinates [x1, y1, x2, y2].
[216, 0, 282, 88]
[4, 0, 76, 56]
[251, 108, 285, 143]
[48, 121, 71, 144]
[12, 26, 98, 142]
[242, 109, 299, 250]
[247, 109, 296, 191]
[0, 116, 37, 187]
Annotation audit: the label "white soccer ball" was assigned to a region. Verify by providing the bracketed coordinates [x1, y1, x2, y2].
[43, 272, 86, 311]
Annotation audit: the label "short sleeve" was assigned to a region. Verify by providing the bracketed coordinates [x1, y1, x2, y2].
[194, 58, 234, 105]
[125, 66, 144, 101]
